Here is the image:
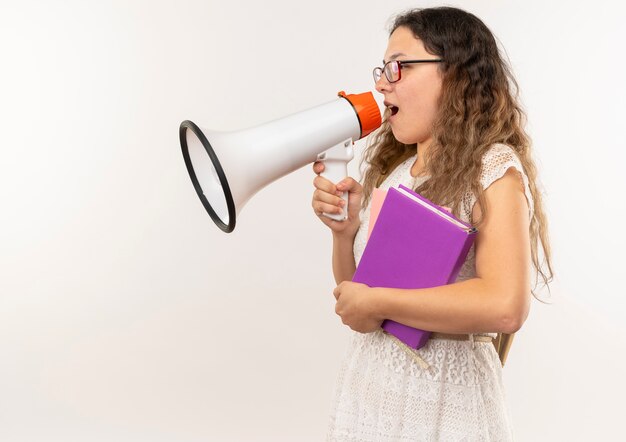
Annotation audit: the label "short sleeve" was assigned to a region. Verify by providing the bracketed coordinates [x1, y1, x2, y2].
[462, 144, 534, 222]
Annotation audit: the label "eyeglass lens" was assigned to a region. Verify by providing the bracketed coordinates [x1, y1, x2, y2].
[384, 61, 400, 82]
[373, 61, 401, 83]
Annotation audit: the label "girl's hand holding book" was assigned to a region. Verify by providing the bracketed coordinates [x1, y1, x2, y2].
[333, 281, 383, 333]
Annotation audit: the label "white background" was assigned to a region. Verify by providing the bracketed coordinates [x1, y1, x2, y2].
[1, 0, 625, 440]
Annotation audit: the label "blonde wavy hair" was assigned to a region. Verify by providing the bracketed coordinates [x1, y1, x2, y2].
[361, 7, 553, 300]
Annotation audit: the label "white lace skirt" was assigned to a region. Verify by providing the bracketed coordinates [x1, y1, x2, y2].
[327, 330, 514, 441]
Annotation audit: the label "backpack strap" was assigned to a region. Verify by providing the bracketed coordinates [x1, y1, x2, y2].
[493, 332, 515, 366]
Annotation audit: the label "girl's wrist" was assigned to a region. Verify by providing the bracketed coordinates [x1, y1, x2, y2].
[369, 287, 389, 322]
[332, 229, 357, 243]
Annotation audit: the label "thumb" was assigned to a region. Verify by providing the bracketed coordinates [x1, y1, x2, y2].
[336, 177, 362, 195]
[336, 178, 362, 219]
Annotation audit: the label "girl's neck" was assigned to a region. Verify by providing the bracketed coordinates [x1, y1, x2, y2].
[411, 139, 432, 178]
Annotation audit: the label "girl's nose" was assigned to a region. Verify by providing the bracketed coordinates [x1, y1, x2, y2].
[375, 75, 391, 93]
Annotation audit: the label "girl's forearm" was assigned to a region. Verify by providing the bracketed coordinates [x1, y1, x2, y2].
[371, 278, 528, 334]
[331, 232, 357, 285]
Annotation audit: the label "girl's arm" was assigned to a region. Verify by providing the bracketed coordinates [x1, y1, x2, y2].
[331, 231, 357, 285]
[311, 160, 364, 286]
[368, 167, 531, 334]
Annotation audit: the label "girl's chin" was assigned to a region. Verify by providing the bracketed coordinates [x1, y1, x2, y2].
[390, 127, 419, 145]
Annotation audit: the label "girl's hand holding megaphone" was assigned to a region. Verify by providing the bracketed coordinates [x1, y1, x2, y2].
[312, 161, 362, 238]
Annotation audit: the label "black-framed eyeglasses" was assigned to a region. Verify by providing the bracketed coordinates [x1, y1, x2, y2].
[373, 59, 444, 84]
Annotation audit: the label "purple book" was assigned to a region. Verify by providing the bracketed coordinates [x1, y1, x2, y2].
[352, 184, 477, 349]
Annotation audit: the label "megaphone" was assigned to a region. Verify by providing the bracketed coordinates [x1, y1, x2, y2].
[179, 90, 382, 233]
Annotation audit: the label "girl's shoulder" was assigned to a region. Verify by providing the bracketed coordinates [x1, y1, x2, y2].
[479, 143, 526, 188]
[477, 143, 534, 219]
[480, 143, 523, 170]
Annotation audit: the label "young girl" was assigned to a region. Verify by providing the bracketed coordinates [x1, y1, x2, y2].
[312, 7, 553, 441]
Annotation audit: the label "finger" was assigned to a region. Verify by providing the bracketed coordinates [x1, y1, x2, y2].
[313, 204, 344, 217]
[313, 205, 343, 218]
[312, 161, 325, 175]
[333, 286, 340, 300]
[312, 188, 345, 207]
[312, 190, 345, 217]
[313, 175, 340, 194]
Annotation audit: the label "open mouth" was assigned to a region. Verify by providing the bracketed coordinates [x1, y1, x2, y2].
[385, 101, 399, 116]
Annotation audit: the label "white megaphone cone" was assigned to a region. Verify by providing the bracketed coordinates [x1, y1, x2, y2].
[180, 91, 381, 233]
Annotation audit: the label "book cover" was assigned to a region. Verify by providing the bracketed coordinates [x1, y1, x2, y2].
[352, 184, 477, 349]
[367, 188, 388, 241]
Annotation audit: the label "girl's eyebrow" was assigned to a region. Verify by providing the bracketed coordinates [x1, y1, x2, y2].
[383, 52, 407, 64]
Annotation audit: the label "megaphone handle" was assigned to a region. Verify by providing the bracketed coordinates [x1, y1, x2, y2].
[322, 167, 349, 221]
[320, 162, 350, 221]
[318, 139, 353, 221]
